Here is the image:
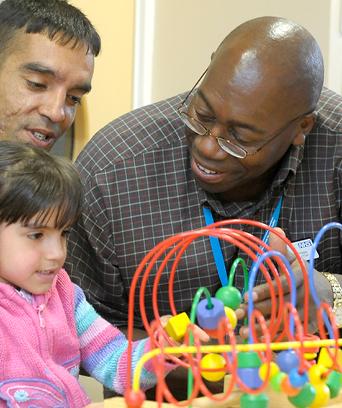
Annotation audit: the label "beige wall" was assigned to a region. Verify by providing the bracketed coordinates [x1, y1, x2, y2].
[69, 0, 342, 158]
[151, 0, 342, 103]
[70, 0, 135, 159]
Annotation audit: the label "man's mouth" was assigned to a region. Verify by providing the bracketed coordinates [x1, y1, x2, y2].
[33, 131, 50, 141]
[197, 163, 219, 174]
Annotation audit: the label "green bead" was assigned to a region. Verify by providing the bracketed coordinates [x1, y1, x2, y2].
[237, 351, 262, 368]
[215, 286, 242, 310]
[240, 392, 269, 408]
[270, 372, 287, 392]
[326, 370, 342, 398]
[288, 383, 316, 408]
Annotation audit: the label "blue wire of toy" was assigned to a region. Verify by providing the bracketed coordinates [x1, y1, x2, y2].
[309, 222, 342, 338]
[247, 250, 297, 344]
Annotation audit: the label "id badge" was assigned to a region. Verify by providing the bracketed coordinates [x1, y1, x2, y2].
[288, 238, 319, 261]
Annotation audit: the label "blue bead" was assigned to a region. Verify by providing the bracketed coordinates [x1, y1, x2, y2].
[276, 349, 300, 374]
[288, 368, 309, 388]
[237, 367, 263, 389]
[196, 297, 226, 330]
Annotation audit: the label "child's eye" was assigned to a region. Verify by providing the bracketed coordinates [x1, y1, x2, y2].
[28, 232, 43, 240]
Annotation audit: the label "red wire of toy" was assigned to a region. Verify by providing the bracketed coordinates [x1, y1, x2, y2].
[125, 219, 309, 397]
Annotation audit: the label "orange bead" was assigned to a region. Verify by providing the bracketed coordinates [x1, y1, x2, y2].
[280, 376, 301, 397]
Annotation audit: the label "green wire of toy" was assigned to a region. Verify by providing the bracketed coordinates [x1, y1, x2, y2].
[229, 257, 249, 338]
[186, 260, 249, 402]
[187, 287, 212, 403]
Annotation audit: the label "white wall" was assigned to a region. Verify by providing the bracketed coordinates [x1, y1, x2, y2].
[134, 0, 342, 107]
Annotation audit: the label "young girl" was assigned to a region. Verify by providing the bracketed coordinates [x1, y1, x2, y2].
[0, 141, 206, 408]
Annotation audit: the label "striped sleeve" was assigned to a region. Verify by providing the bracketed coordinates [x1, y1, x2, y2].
[73, 284, 176, 394]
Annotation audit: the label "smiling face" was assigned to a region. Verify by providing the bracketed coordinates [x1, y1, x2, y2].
[0, 210, 69, 295]
[0, 31, 94, 150]
[186, 66, 305, 202]
[185, 21, 320, 202]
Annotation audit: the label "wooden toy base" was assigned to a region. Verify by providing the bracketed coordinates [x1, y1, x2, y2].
[101, 375, 342, 408]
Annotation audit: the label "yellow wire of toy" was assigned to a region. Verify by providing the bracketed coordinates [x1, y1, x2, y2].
[133, 339, 342, 391]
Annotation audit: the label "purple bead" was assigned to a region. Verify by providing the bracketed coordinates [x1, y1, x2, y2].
[237, 367, 263, 389]
[196, 297, 226, 330]
[276, 349, 300, 374]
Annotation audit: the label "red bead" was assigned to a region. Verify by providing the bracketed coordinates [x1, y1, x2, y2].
[125, 390, 146, 408]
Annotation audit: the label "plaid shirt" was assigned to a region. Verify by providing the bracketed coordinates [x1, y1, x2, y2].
[66, 87, 342, 327]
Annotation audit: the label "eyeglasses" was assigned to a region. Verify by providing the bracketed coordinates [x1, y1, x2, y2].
[178, 68, 312, 159]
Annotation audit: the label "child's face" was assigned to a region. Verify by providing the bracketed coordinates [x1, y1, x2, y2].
[0, 209, 69, 295]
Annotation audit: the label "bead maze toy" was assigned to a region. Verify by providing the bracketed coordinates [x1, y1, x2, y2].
[116, 220, 342, 408]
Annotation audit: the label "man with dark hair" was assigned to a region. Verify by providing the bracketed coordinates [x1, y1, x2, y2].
[0, 0, 100, 150]
[66, 15, 342, 345]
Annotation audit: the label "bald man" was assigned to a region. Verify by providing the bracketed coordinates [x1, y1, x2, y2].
[66, 16, 342, 397]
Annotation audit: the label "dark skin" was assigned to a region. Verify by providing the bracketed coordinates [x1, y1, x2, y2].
[235, 228, 334, 339]
[115, 17, 338, 400]
[185, 17, 338, 339]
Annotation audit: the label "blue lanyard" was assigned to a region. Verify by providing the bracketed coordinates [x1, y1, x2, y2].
[203, 195, 283, 288]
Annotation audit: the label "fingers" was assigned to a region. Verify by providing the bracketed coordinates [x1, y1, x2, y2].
[191, 325, 210, 343]
[159, 314, 173, 328]
[269, 227, 287, 257]
[269, 226, 297, 264]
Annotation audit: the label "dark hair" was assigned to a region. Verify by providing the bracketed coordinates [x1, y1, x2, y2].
[0, 141, 84, 229]
[0, 0, 101, 59]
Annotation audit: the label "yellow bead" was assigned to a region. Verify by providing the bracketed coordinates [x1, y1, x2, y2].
[200, 353, 226, 382]
[308, 364, 328, 385]
[317, 347, 342, 369]
[304, 353, 318, 360]
[259, 362, 280, 381]
[224, 306, 237, 329]
[164, 312, 190, 342]
[309, 383, 330, 408]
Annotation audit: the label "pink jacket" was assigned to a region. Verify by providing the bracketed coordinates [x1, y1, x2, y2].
[0, 270, 90, 407]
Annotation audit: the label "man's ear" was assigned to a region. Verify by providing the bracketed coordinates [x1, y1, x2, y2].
[291, 111, 317, 146]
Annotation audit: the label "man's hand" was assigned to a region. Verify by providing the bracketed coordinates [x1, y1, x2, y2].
[235, 227, 333, 340]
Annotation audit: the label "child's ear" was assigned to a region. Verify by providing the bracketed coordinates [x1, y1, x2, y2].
[292, 111, 317, 146]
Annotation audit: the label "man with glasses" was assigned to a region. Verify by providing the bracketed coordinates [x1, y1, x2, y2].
[66, 16, 342, 398]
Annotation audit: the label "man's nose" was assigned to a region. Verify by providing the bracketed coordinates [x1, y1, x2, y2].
[38, 91, 66, 123]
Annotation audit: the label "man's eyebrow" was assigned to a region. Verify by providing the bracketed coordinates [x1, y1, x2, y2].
[197, 89, 265, 135]
[21, 62, 92, 93]
[22, 62, 56, 77]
